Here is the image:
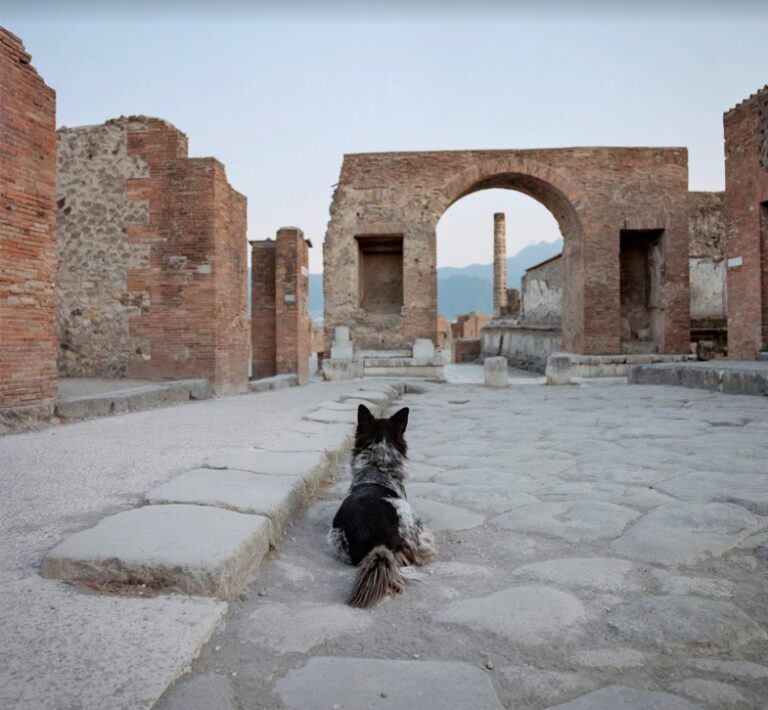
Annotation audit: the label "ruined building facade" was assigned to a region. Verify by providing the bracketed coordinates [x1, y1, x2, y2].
[323, 148, 691, 359]
[56, 117, 249, 394]
[0, 29, 58, 424]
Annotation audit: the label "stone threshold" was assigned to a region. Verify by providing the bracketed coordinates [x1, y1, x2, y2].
[248, 373, 299, 392]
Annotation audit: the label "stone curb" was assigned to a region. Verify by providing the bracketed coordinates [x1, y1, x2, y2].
[41, 381, 407, 602]
[55, 379, 213, 422]
[248, 373, 299, 392]
[628, 363, 768, 397]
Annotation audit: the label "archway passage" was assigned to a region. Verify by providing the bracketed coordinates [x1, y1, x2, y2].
[323, 148, 690, 357]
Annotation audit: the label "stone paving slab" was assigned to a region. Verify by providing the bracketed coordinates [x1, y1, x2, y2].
[41, 504, 271, 600]
[0, 575, 227, 710]
[611, 502, 762, 565]
[274, 657, 503, 710]
[550, 684, 701, 709]
[144, 469, 306, 542]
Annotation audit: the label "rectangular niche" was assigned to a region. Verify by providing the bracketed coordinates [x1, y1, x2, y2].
[356, 234, 404, 315]
[619, 229, 664, 353]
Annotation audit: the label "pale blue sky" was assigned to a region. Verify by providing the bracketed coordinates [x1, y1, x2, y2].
[4, 1, 768, 272]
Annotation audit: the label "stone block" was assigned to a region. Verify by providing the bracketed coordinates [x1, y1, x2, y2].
[41, 504, 271, 600]
[412, 338, 435, 359]
[321, 358, 364, 381]
[484, 357, 509, 387]
[329, 342, 354, 360]
[144, 469, 307, 542]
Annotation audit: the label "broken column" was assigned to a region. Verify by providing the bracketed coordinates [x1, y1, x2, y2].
[493, 213, 508, 316]
[0, 29, 58, 428]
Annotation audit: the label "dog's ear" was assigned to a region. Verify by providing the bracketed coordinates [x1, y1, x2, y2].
[357, 404, 375, 429]
[388, 407, 409, 434]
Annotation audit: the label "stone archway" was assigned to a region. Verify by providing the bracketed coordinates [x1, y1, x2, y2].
[323, 148, 690, 356]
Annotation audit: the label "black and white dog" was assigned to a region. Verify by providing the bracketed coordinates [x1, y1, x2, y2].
[328, 404, 435, 608]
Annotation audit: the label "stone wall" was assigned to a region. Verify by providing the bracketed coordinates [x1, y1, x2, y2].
[56, 117, 249, 393]
[250, 228, 312, 384]
[724, 86, 768, 358]
[482, 323, 562, 372]
[324, 148, 690, 356]
[0, 29, 58, 426]
[521, 254, 563, 324]
[688, 191, 726, 323]
[451, 311, 492, 339]
[56, 121, 150, 376]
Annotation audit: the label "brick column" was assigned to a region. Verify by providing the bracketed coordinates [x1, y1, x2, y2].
[275, 228, 311, 385]
[493, 212, 507, 316]
[724, 86, 768, 359]
[0, 29, 58, 425]
[250, 240, 277, 379]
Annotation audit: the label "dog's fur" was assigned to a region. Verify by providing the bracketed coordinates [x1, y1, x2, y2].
[328, 404, 435, 608]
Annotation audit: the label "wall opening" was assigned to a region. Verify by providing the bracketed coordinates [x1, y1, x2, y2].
[356, 235, 403, 315]
[620, 229, 665, 353]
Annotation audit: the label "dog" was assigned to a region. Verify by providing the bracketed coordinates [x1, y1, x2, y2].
[328, 404, 435, 608]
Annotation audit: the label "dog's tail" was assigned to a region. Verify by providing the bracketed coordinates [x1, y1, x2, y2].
[347, 545, 404, 609]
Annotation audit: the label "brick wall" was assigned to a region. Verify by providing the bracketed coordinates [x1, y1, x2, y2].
[324, 148, 690, 356]
[452, 338, 481, 363]
[0, 29, 57, 424]
[56, 116, 249, 393]
[251, 228, 312, 384]
[724, 86, 768, 358]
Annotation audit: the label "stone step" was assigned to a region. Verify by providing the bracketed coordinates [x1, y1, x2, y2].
[759, 351, 768, 362]
[41, 504, 271, 601]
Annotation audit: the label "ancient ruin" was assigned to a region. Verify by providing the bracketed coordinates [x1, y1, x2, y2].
[483, 193, 728, 370]
[0, 29, 58, 427]
[492, 212, 507, 316]
[323, 148, 692, 361]
[724, 85, 768, 360]
[56, 117, 249, 394]
[250, 228, 313, 385]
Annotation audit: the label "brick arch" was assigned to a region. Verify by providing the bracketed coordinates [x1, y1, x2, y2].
[323, 148, 690, 357]
[436, 156, 584, 240]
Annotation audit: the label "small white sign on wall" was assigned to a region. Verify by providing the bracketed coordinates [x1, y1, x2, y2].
[727, 256, 744, 268]
[301, 266, 309, 276]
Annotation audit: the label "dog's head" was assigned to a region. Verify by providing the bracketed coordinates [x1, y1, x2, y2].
[353, 405, 409, 460]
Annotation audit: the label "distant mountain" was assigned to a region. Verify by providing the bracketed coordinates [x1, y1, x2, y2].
[435, 238, 564, 320]
[252, 239, 563, 322]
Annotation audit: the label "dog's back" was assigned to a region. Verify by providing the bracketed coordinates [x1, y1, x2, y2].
[328, 405, 435, 608]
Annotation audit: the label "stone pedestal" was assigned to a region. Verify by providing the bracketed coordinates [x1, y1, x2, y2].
[484, 357, 509, 387]
[330, 326, 354, 360]
[413, 339, 435, 360]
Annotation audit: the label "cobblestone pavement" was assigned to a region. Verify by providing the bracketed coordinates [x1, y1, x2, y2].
[158, 382, 768, 710]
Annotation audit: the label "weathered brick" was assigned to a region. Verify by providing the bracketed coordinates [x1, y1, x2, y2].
[0, 28, 57, 421]
[323, 148, 690, 356]
[724, 86, 768, 359]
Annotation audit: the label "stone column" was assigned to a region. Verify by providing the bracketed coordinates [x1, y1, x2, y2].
[493, 213, 508, 316]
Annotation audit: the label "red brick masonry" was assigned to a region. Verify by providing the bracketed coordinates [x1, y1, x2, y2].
[724, 86, 768, 359]
[0, 29, 58, 418]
